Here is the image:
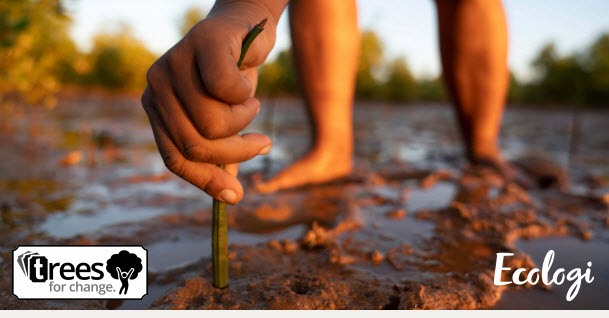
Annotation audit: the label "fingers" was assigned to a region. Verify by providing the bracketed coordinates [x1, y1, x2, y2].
[168, 62, 262, 139]
[196, 40, 252, 105]
[149, 51, 261, 141]
[145, 87, 271, 165]
[141, 96, 244, 204]
[225, 163, 239, 177]
[183, 95, 262, 140]
[209, 133, 272, 164]
[146, 86, 202, 158]
[141, 15, 276, 203]
[242, 68, 258, 96]
[184, 132, 271, 165]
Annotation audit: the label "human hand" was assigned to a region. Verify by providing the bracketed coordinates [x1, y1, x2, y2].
[141, 1, 283, 204]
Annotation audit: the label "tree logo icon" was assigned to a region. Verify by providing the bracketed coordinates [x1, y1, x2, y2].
[106, 250, 143, 295]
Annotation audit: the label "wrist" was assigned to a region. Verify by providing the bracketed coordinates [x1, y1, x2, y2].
[210, 0, 288, 28]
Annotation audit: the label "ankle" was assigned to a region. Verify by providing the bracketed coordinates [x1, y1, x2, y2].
[466, 138, 501, 162]
[468, 149, 502, 165]
[305, 142, 353, 174]
[312, 139, 352, 158]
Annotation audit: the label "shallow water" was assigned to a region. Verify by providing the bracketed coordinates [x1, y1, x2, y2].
[1, 97, 608, 309]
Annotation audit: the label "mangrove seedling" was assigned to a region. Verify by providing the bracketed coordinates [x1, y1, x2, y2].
[212, 17, 267, 290]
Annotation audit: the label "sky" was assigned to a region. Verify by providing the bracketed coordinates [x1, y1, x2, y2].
[64, 0, 609, 81]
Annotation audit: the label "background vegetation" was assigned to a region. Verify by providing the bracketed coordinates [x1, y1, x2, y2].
[1, 2, 608, 109]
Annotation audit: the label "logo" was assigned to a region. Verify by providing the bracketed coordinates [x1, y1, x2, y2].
[17, 251, 49, 283]
[13, 245, 147, 300]
[493, 250, 594, 301]
[106, 250, 143, 295]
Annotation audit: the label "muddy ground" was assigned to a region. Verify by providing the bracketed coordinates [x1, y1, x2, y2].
[0, 97, 608, 309]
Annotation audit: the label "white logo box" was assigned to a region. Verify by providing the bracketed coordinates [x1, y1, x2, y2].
[13, 245, 148, 300]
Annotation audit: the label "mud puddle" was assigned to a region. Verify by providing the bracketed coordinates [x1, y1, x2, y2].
[146, 225, 307, 272]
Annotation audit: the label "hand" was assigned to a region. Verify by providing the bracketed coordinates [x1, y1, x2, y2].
[141, 2, 279, 205]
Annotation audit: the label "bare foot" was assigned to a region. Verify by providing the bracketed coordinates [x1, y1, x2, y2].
[255, 147, 352, 193]
[468, 155, 536, 189]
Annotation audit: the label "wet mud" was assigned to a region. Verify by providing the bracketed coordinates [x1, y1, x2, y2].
[1, 97, 608, 309]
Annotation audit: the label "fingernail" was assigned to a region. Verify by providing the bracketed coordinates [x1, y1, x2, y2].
[258, 145, 271, 155]
[256, 107, 260, 114]
[219, 189, 237, 204]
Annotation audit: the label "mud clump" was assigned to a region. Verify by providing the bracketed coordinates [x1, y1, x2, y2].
[420, 170, 454, 189]
[385, 209, 407, 220]
[267, 239, 298, 254]
[370, 250, 385, 265]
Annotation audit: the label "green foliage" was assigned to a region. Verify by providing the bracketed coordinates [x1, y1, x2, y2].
[254, 30, 609, 106]
[384, 57, 416, 101]
[179, 7, 206, 37]
[256, 49, 298, 96]
[518, 34, 609, 106]
[0, 0, 75, 108]
[2, 3, 607, 108]
[526, 43, 587, 104]
[82, 26, 157, 91]
[255, 30, 446, 103]
[355, 31, 384, 99]
[0, 0, 159, 108]
[584, 34, 609, 104]
[507, 72, 525, 103]
[415, 77, 446, 101]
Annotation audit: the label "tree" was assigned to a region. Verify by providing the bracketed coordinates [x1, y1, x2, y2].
[84, 25, 157, 91]
[106, 250, 143, 295]
[384, 57, 416, 102]
[356, 30, 383, 99]
[0, 0, 77, 109]
[257, 49, 298, 96]
[583, 34, 609, 104]
[415, 77, 446, 102]
[179, 7, 206, 37]
[527, 43, 587, 105]
[507, 72, 525, 103]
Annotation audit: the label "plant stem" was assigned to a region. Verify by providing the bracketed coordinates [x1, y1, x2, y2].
[212, 182, 228, 289]
[212, 18, 267, 290]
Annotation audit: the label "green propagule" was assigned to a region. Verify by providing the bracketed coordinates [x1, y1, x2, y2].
[212, 17, 267, 290]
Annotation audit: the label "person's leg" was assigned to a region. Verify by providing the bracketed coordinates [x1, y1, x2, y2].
[435, 0, 508, 167]
[256, 0, 360, 193]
